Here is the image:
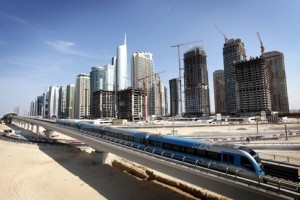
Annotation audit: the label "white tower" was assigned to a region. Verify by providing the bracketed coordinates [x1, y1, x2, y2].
[116, 34, 127, 91]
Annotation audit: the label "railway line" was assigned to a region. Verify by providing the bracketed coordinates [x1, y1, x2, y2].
[3, 121, 300, 199]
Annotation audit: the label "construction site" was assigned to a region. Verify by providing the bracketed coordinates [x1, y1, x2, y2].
[117, 88, 147, 121]
[235, 56, 272, 115]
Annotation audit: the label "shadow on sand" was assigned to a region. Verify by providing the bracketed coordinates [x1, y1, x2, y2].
[36, 143, 196, 200]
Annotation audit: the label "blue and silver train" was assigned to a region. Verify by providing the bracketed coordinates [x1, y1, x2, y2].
[56, 119, 265, 180]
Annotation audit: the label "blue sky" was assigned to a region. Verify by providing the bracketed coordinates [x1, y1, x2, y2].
[0, 0, 299, 117]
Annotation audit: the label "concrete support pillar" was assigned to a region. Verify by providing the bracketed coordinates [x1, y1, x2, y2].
[91, 151, 108, 165]
[26, 123, 30, 129]
[31, 124, 34, 132]
[36, 125, 40, 135]
[44, 130, 54, 138]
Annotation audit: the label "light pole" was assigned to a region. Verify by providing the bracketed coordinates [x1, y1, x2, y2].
[282, 120, 288, 140]
[279, 117, 288, 140]
[255, 115, 261, 135]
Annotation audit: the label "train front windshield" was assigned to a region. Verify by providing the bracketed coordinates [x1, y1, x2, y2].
[239, 146, 262, 165]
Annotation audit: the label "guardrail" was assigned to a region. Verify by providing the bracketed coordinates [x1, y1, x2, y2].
[259, 152, 300, 165]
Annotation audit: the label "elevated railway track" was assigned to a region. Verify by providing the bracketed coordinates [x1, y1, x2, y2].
[7, 117, 300, 199]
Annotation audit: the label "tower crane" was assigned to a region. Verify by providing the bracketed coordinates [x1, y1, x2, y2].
[215, 25, 228, 42]
[257, 32, 265, 57]
[171, 40, 203, 115]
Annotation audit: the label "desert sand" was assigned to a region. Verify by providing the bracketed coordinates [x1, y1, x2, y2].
[0, 124, 228, 200]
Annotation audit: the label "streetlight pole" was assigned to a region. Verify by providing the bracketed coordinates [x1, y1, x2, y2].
[256, 120, 259, 135]
[283, 121, 288, 140]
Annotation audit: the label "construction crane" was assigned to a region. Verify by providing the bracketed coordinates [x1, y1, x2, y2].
[257, 32, 265, 57]
[171, 40, 203, 115]
[238, 42, 247, 60]
[215, 25, 228, 42]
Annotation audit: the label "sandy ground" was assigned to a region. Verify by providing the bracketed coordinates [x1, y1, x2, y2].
[0, 123, 228, 200]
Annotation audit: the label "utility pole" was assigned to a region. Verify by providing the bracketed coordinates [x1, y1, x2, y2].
[171, 40, 203, 116]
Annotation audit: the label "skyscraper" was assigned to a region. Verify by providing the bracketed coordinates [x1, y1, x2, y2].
[223, 38, 246, 115]
[131, 52, 154, 89]
[90, 65, 115, 118]
[213, 70, 226, 114]
[48, 86, 59, 118]
[116, 34, 127, 91]
[184, 46, 210, 117]
[75, 73, 90, 119]
[42, 90, 49, 118]
[58, 85, 67, 118]
[131, 51, 155, 117]
[90, 66, 106, 118]
[150, 73, 165, 116]
[235, 57, 271, 115]
[264, 51, 289, 114]
[169, 78, 181, 116]
[66, 84, 75, 119]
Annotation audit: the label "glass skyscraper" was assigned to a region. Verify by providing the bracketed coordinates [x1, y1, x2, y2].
[223, 38, 246, 115]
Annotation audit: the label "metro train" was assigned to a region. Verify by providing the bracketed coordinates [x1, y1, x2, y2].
[56, 119, 265, 180]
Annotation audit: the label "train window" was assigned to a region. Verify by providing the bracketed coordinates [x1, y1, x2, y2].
[241, 156, 255, 171]
[196, 149, 206, 157]
[223, 154, 234, 164]
[149, 140, 161, 147]
[171, 145, 181, 152]
[162, 143, 171, 150]
[123, 135, 134, 141]
[207, 151, 221, 161]
[185, 147, 195, 154]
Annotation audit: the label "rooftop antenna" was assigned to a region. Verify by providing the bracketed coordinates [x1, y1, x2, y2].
[124, 33, 126, 45]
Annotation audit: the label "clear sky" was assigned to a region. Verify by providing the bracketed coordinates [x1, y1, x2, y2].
[0, 0, 299, 117]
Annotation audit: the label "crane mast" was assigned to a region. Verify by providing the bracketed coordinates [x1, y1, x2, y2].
[171, 40, 203, 116]
[257, 32, 265, 57]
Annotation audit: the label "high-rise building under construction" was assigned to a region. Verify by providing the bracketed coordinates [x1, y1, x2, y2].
[235, 57, 271, 115]
[184, 46, 210, 117]
[223, 39, 246, 115]
[264, 51, 289, 114]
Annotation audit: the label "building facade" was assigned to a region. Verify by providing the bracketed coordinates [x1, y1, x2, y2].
[66, 84, 75, 119]
[42, 90, 49, 118]
[213, 70, 227, 114]
[235, 57, 271, 116]
[93, 90, 115, 119]
[131, 52, 154, 89]
[264, 51, 289, 114]
[184, 46, 210, 117]
[117, 88, 147, 121]
[90, 65, 115, 118]
[116, 34, 127, 91]
[58, 85, 67, 118]
[75, 73, 90, 119]
[169, 78, 181, 116]
[90, 66, 106, 118]
[223, 38, 246, 115]
[48, 86, 59, 118]
[36, 95, 43, 117]
[164, 86, 168, 116]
